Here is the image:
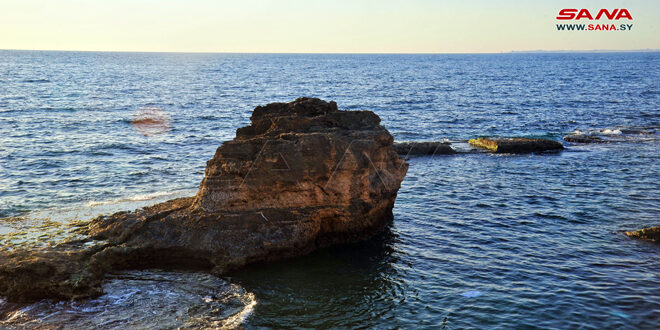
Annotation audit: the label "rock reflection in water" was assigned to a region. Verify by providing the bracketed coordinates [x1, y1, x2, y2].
[230, 227, 409, 328]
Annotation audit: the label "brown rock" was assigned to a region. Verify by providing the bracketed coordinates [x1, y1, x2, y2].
[563, 134, 605, 143]
[468, 137, 564, 153]
[0, 97, 408, 302]
[393, 142, 456, 157]
[0, 249, 103, 302]
[625, 226, 660, 243]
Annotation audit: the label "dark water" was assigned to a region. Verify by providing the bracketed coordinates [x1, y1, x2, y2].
[0, 51, 659, 328]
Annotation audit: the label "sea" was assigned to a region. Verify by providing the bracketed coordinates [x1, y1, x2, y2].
[0, 50, 658, 329]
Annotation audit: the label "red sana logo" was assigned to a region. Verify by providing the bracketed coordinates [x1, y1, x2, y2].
[556, 9, 633, 20]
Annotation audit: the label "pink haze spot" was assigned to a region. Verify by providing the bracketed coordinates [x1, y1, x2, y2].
[131, 107, 171, 136]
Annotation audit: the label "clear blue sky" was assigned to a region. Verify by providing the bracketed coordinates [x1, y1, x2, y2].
[1, 0, 658, 53]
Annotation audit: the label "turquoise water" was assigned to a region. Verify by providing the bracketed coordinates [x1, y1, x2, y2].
[0, 51, 659, 328]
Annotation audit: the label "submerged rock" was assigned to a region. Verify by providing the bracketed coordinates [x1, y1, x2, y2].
[563, 134, 605, 143]
[468, 137, 564, 154]
[564, 127, 660, 144]
[0, 98, 408, 302]
[625, 226, 660, 243]
[393, 142, 456, 156]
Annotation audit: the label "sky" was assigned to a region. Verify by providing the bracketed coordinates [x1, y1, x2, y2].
[0, 0, 658, 53]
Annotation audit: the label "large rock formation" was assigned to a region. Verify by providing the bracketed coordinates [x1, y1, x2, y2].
[0, 98, 408, 302]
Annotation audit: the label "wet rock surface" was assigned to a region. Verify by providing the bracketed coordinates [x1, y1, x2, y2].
[468, 137, 564, 154]
[0, 98, 408, 302]
[563, 134, 605, 144]
[625, 226, 660, 243]
[393, 142, 456, 157]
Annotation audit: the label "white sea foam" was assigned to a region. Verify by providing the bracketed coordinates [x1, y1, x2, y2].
[87, 190, 193, 207]
[86, 199, 116, 207]
[129, 191, 177, 201]
[601, 129, 622, 135]
[218, 292, 257, 329]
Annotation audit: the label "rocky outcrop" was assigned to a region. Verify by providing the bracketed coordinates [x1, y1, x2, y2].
[0, 247, 104, 302]
[468, 137, 564, 153]
[625, 226, 660, 243]
[393, 142, 456, 156]
[563, 134, 604, 144]
[0, 98, 408, 302]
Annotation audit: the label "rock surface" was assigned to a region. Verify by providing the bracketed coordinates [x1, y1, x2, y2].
[625, 226, 660, 243]
[0, 98, 408, 302]
[563, 134, 605, 143]
[468, 137, 564, 153]
[393, 142, 456, 156]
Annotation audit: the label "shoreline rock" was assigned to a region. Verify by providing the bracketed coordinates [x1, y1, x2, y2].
[468, 137, 564, 154]
[563, 134, 605, 144]
[625, 226, 660, 243]
[393, 142, 456, 157]
[0, 98, 408, 302]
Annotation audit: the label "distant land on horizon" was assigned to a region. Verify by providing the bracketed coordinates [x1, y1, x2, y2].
[508, 49, 660, 54]
[1, 48, 659, 55]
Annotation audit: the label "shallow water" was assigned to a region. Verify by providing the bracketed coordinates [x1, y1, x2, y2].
[0, 51, 659, 328]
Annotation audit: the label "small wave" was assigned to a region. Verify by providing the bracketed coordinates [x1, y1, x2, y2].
[89, 143, 137, 152]
[88, 151, 113, 156]
[42, 107, 77, 113]
[86, 190, 194, 207]
[21, 79, 50, 83]
[533, 212, 568, 221]
[217, 292, 257, 328]
[129, 191, 181, 202]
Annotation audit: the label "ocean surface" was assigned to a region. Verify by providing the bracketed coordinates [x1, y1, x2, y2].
[0, 50, 659, 328]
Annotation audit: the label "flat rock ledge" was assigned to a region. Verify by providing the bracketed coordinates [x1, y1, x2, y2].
[625, 226, 660, 243]
[393, 142, 456, 157]
[563, 134, 605, 144]
[0, 98, 408, 302]
[468, 137, 564, 154]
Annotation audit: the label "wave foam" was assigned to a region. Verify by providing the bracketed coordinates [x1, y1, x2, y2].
[87, 190, 188, 207]
[600, 129, 622, 135]
[218, 292, 257, 329]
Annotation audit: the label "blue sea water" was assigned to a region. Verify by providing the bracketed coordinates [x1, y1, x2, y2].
[0, 50, 659, 328]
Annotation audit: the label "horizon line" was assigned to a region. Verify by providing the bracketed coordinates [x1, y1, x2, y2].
[2, 48, 659, 55]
